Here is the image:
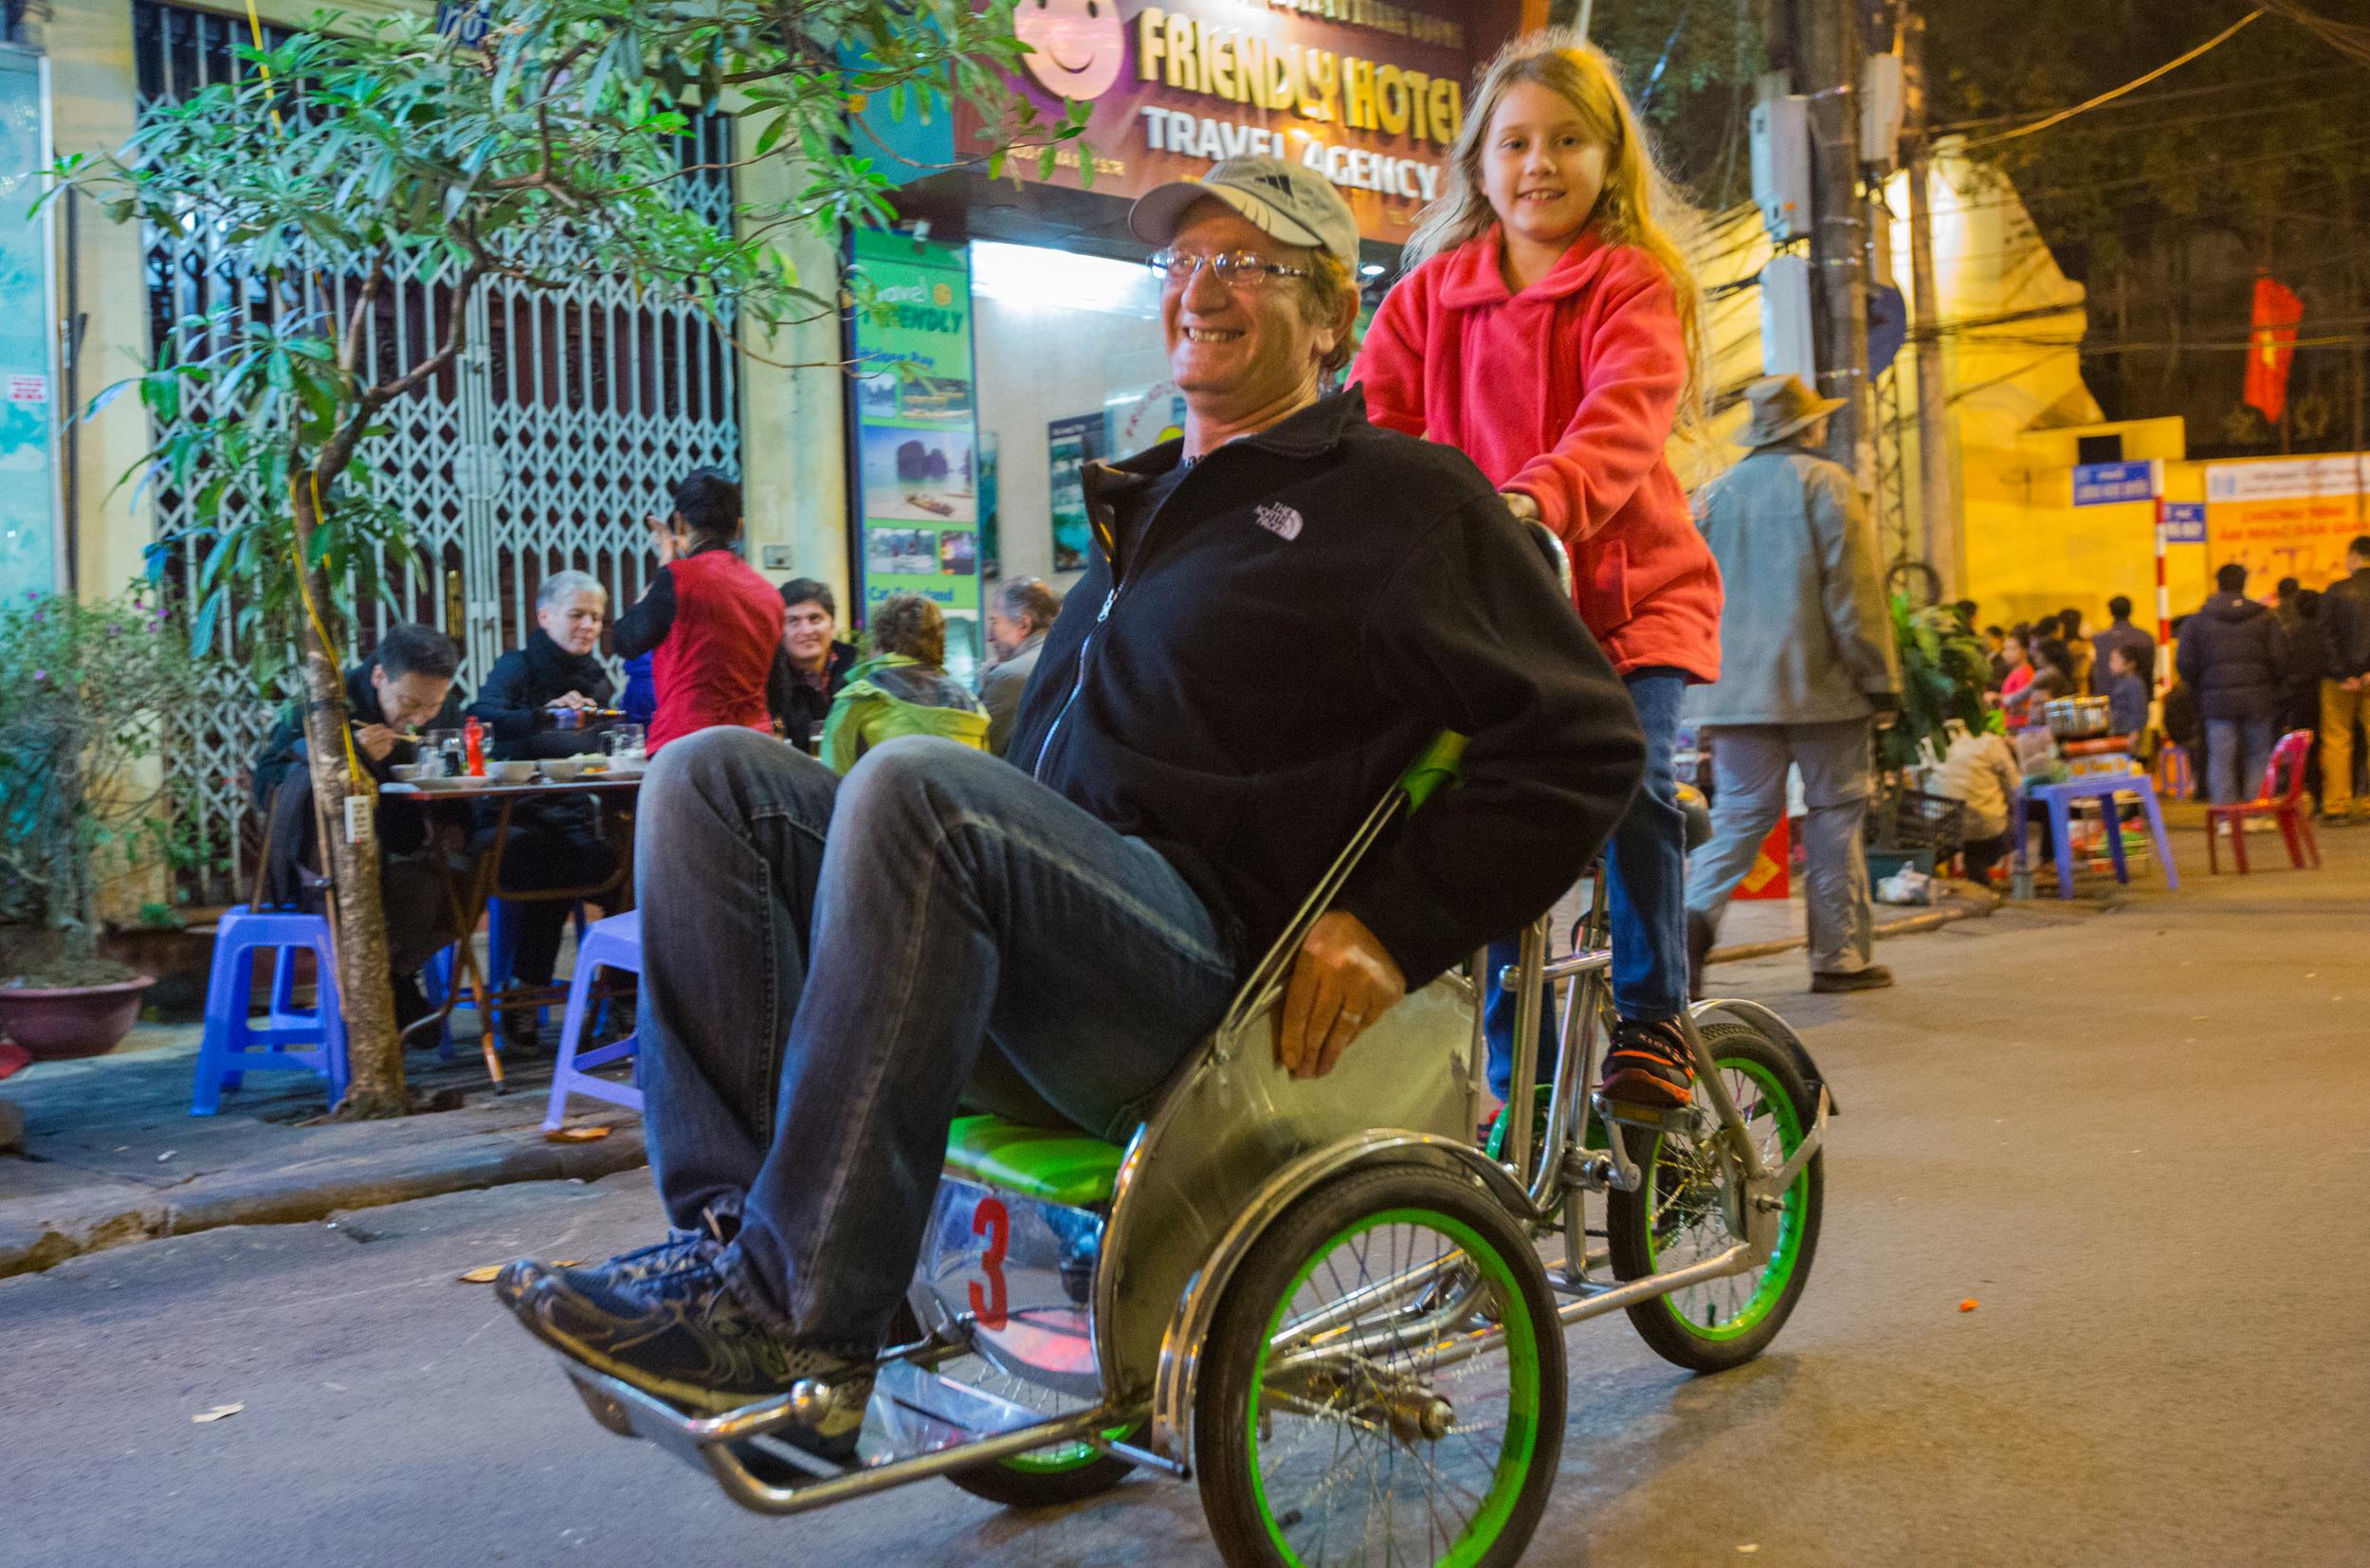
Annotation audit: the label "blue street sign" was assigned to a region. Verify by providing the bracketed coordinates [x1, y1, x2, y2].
[2072, 460, 2159, 505]
[2162, 502, 2207, 543]
[435, 0, 488, 48]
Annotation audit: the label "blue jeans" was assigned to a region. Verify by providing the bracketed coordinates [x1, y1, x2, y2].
[1485, 668, 1686, 1099]
[2204, 716, 2275, 805]
[632, 729, 1239, 1357]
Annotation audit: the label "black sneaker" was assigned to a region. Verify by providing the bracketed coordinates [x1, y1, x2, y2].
[1810, 965, 1894, 994]
[1599, 1018, 1695, 1111]
[496, 1211, 738, 1313]
[520, 1252, 874, 1449]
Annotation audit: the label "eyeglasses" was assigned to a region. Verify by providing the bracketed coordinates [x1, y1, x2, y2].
[1146, 248, 1311, 289]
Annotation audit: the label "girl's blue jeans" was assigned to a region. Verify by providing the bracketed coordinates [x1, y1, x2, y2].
[1485, 667, 1687, 1100]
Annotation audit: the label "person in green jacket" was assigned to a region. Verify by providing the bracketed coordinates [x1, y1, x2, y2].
[821, 593, 990, 772]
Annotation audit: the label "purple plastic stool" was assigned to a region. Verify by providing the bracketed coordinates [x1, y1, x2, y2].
[191, 904, 347, 1115]
[2014, 772, 2180, 901]
[543, 909, 643, 1131]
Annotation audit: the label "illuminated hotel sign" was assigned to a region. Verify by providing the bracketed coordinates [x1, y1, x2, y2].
[965, 0, 1524, 244]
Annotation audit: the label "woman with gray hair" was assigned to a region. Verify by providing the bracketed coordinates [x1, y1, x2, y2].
[463, 568, 624, 1044]
[979, 576, 1064, 757]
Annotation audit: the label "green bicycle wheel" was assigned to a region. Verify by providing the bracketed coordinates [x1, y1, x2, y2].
[1604, 1021, 1823, 1373]
[1194, 1164, 1565, 1567]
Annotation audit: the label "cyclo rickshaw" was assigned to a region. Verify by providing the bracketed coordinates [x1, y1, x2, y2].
[551, 542, 1834, 1566]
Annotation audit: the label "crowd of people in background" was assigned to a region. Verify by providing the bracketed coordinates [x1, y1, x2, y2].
[1946, 535, 2370, 840]
[2157, 543, 2370, 822]
[242, 465, 1074, 1052]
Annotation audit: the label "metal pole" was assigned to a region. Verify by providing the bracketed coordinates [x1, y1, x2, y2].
[2341, 163, 2365, 535]
[1783, 0, 1874, 481]
[2154, 490, 2172, 696]
[1903, 8, 1959, 595]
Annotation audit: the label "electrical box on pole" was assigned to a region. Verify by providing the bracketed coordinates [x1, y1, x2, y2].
[1860, 53, 1905, 170]
[1751, 95, 1813, 243]
[1760, 254, 1819, 384]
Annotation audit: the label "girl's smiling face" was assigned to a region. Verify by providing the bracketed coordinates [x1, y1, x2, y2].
[1480, 80, 1609, 256]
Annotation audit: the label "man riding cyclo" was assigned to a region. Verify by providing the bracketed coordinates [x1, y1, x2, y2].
[498, 160, 1649, 1462]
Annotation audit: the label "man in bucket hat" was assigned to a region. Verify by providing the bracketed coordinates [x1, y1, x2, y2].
[1682, 374, 1903, 996]
[493, 157, 1644, 1455]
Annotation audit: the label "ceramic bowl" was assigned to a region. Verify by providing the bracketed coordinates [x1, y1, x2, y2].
[492, 759, 537, 784]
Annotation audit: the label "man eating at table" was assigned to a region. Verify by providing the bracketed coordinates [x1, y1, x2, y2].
[250, 622, 469, 1033]
[465, 571, 627, 1051]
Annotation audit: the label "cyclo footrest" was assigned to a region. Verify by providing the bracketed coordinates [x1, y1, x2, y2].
[1588, 1092, 1700, 1136]
[551, 1350, 1141, 1518]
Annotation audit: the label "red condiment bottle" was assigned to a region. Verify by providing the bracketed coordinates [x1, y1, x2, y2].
[464, 716, 485, 777]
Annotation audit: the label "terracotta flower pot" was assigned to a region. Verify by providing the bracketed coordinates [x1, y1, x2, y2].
[0, 975, 155, 1060]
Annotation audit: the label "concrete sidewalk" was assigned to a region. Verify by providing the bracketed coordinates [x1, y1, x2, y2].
[0, 1028, 645, 1279]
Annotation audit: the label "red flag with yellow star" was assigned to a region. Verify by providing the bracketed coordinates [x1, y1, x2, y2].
[2244, 274, 2304, 426]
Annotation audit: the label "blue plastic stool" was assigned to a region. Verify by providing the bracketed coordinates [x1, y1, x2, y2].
[423, 899, 590, 1060]
[2015, 772, 2180, 901]
[543, 909, 644, 1131]
[191, 905, 348, 1115]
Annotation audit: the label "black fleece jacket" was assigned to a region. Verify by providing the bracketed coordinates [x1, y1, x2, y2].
[1006, 390, 1645, 988]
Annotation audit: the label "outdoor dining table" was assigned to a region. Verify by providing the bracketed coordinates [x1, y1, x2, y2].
[379, 773, 643, 1088]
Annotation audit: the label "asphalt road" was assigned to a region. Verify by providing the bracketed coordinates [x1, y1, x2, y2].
[6, 823, 2367, 1566]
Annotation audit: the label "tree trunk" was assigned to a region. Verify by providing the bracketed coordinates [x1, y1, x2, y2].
[290, 485, 408, 1119]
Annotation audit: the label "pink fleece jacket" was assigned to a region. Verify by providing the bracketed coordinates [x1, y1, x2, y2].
[1353, 228, 1722, 684]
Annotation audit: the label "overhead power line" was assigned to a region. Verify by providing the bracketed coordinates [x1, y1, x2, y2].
[1966, 9, 2266, 148]
[1926, 64, 2361, 137]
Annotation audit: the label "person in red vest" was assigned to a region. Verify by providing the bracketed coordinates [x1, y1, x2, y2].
[611, 469, 793, 754]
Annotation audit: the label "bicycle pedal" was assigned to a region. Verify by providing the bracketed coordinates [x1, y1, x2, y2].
[1589, 1092, 1697, 1135]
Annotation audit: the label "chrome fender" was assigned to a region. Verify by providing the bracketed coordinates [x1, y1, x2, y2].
[1146, 1131, 1529, 1470]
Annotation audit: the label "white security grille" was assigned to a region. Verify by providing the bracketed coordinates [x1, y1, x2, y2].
[135, 1, 740, 898]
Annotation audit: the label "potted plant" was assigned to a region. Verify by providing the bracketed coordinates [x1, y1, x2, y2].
[1866, 598, 1997, 878]
[0, 585, 213, 1058]
[1879, 596, 1996, 775]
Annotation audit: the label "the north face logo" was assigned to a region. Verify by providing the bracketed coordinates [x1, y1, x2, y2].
[1255, 502, 1304, 541]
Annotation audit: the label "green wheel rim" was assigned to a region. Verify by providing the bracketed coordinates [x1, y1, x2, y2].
[1644, 1054, 1808, 1341]
[1246, 1207, 1541, 1568]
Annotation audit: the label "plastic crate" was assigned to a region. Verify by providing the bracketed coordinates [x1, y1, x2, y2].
[1867, 788, 1967, 858]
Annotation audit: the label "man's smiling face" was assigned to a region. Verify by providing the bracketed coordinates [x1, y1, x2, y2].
[1015, 0, 1125, 100]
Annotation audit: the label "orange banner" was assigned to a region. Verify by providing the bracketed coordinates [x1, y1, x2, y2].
[2203, 454, 2370, 590]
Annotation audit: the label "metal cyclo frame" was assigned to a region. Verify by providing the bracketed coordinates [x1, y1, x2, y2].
[1496, 872, 1835, 1328]
[545, 529, 1830, 1543]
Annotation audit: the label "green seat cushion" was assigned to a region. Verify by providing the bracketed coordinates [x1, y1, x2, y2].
[943, 1115, 1124, 1207]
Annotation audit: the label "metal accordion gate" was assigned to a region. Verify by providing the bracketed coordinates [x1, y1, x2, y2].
[135, 0, 741, 901]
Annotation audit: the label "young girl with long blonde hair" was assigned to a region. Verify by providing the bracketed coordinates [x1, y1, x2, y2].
[1353, 30, 1721, 1114]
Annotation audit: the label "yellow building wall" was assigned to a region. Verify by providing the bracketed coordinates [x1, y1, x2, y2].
[1690, 147, 2234, 638]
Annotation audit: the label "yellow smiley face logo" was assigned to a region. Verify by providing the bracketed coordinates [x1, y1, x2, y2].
[933, 282, 955, 307]
[1014, 0, 1125, 101]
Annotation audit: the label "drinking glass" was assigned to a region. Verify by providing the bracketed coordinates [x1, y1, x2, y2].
[425, 728, 462, 776]
[603, 724, 647, 762]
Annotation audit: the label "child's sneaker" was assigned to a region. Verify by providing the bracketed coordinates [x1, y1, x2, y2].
[1598, 1018, 1694, 1111]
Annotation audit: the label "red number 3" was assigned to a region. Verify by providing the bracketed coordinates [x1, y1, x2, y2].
[970, 1196, 1010, 1331]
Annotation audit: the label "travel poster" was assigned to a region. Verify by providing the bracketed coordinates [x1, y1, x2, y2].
[849, 228, 983, 632]
[1048, 411, 1105, 574]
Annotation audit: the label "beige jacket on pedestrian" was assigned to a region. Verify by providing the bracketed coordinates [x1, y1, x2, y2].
[1684, 445, 1901, 726]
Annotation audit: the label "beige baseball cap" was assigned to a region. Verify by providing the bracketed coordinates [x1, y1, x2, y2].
[1128, 156, 1361, 274]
